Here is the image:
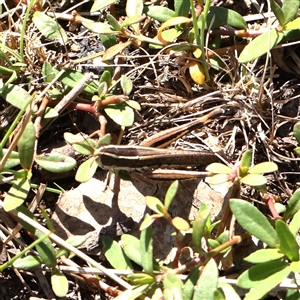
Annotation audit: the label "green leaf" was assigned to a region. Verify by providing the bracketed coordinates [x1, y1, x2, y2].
[217, 282, 241, 300]
[206, 174, 229, 185]
[0, 149, 20, 168]
[285, 18, 300, 30]
[183, 267, 200, 299]
[35, 153, 77, 173]
[82, 20, 116, 34]
[64, 132, 96, 155]
[163, 273, 183, 299]
[193, 258, 218, 300]
[283, 0, 300, 24]
[290, 260, 300, 273]
[91, 0, 119, 12]
[113, 285, 149, 300]
[284, 188, 300, 221]
[140, 224, 153, 274]
[243, 264, 291, 300]
[107, 14, 122, 31]
[43, 107, 58, 119]
[104, 102, 134, 127]
[192, 203, 210, 252]
[35, 230, 57, 268]
[100, 70, 112, 86]
[42, 62, 55, 82]
[208, 7, 247, 29]
[32, 12, 67, 43]
[270, 0, 285, 26]
[205, 163, 232, 174]
[0, 84, 31, 109]
[144, 6, 175, 22]
[75, 158, 98, 183]
[244, 248, 284, 263]
[293, 122, 300, 145]
[4, 178, 30, 211]
[171, 217, 190, 231]
[289, 207, 300, 236]
[165, 180, 179, 210]
[229, 199, 278, 248]
[146, 196, 166, 215]
[121, 234, 142, 266]
[97, 82, 108, 99]
[126, 273, 154, 285]
[237, 261, 290, 289]
[240, 150, 252, 170]
[18, 121, 35, 171]
[174, 0, 190, 17]
[126, 100, 141, 110]
[120, 75, 133, 96]
[248, 162, 278, 174]
[59, 69, 98, 94]
[51, 268, 69, 297]
[239, 29, 284, 63]
[103, 237, 133, 270]
[276, 219, 300, 261]
[13, 255, 42, 269]
[139, 213, 162, 230]
[240, 174, 267, 186]
[56, 235, 87, 258]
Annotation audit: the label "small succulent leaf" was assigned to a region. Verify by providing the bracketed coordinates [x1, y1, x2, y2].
[13, 255, 42, 269]
[229, 199, 278, 248]
[208, 239, 220, 249]
[98, 81, 108, 98]
[56, 235, 87, 258]
[35, 153, 77, 173]
[248, 162, 278, 174]
[183, 267, 200, 299]
[165, 180, 179, 210]
[91, 0, 119, 12]
[18, 121, 35, 171]
[95, 133, 111, 148]
[206, 173, 229, 185]
[193, 258, 218, 299]
[104, 102, 134, 127]
[208, 7, 247, 29]
[276, 219, 300, 261]
[163, 272, 183, 299]
[32, 12, 67, 43]
[192, 203, 210, 252]
[239, 29, 284, 63]
[121, 16, 145, 29]
[217, 282, 241, 300]
[289, 208, 300, 236]
[14, 205, 36, 234]
[293, 146, 300, 156]
[205, 163, 232, 174]
[121, 234, 142, 266]
[290, 261, 300, 273]
[121, 75, 133, 96]
[103, 237, 133, 270]
[43, 107, 58, 119]
[126, 100, 141, 110]
[72, 140, 96, 155]
[75, 158, 98, 183]
[270, 0, 285, 26]
[285, 17, 300, 30]
[240, 174, 267, 186]
[237, 261, 290, 289]
[51, 268, 69, 297]
[99, 70, 112, 86]
[113, 284, 149, 300]
[139, 213, 162, 230]
[282, 0, 300, 24]
[157, 16, 190, 45]
[189, 61, 205, 85]
[242, 264, 291, 300]
[106, 14, 122, 31]
[174, 0, 190, 17]
[240, 150, 252, 169]
[171, 217, 190, 231]
[140, 223, 153, 274]
[143, 6, 175, 22]
[4, 178, 30, 211]
[293, 122, 300, 145]
[244, 248, 284, 263]
[34, 231, 57, 268]
[102, 41, 132, 61]
[0, 149, 20, 169]
[42, 62, 55, 82]
[146, 196, 166, 214]
[284, 187, 300, 221]
[59, 69, 98, 94]
[82, 20, 115, 34]
[126, 273, 154, 285]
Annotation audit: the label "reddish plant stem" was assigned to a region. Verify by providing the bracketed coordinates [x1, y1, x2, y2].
[263, 193, 280, 219]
